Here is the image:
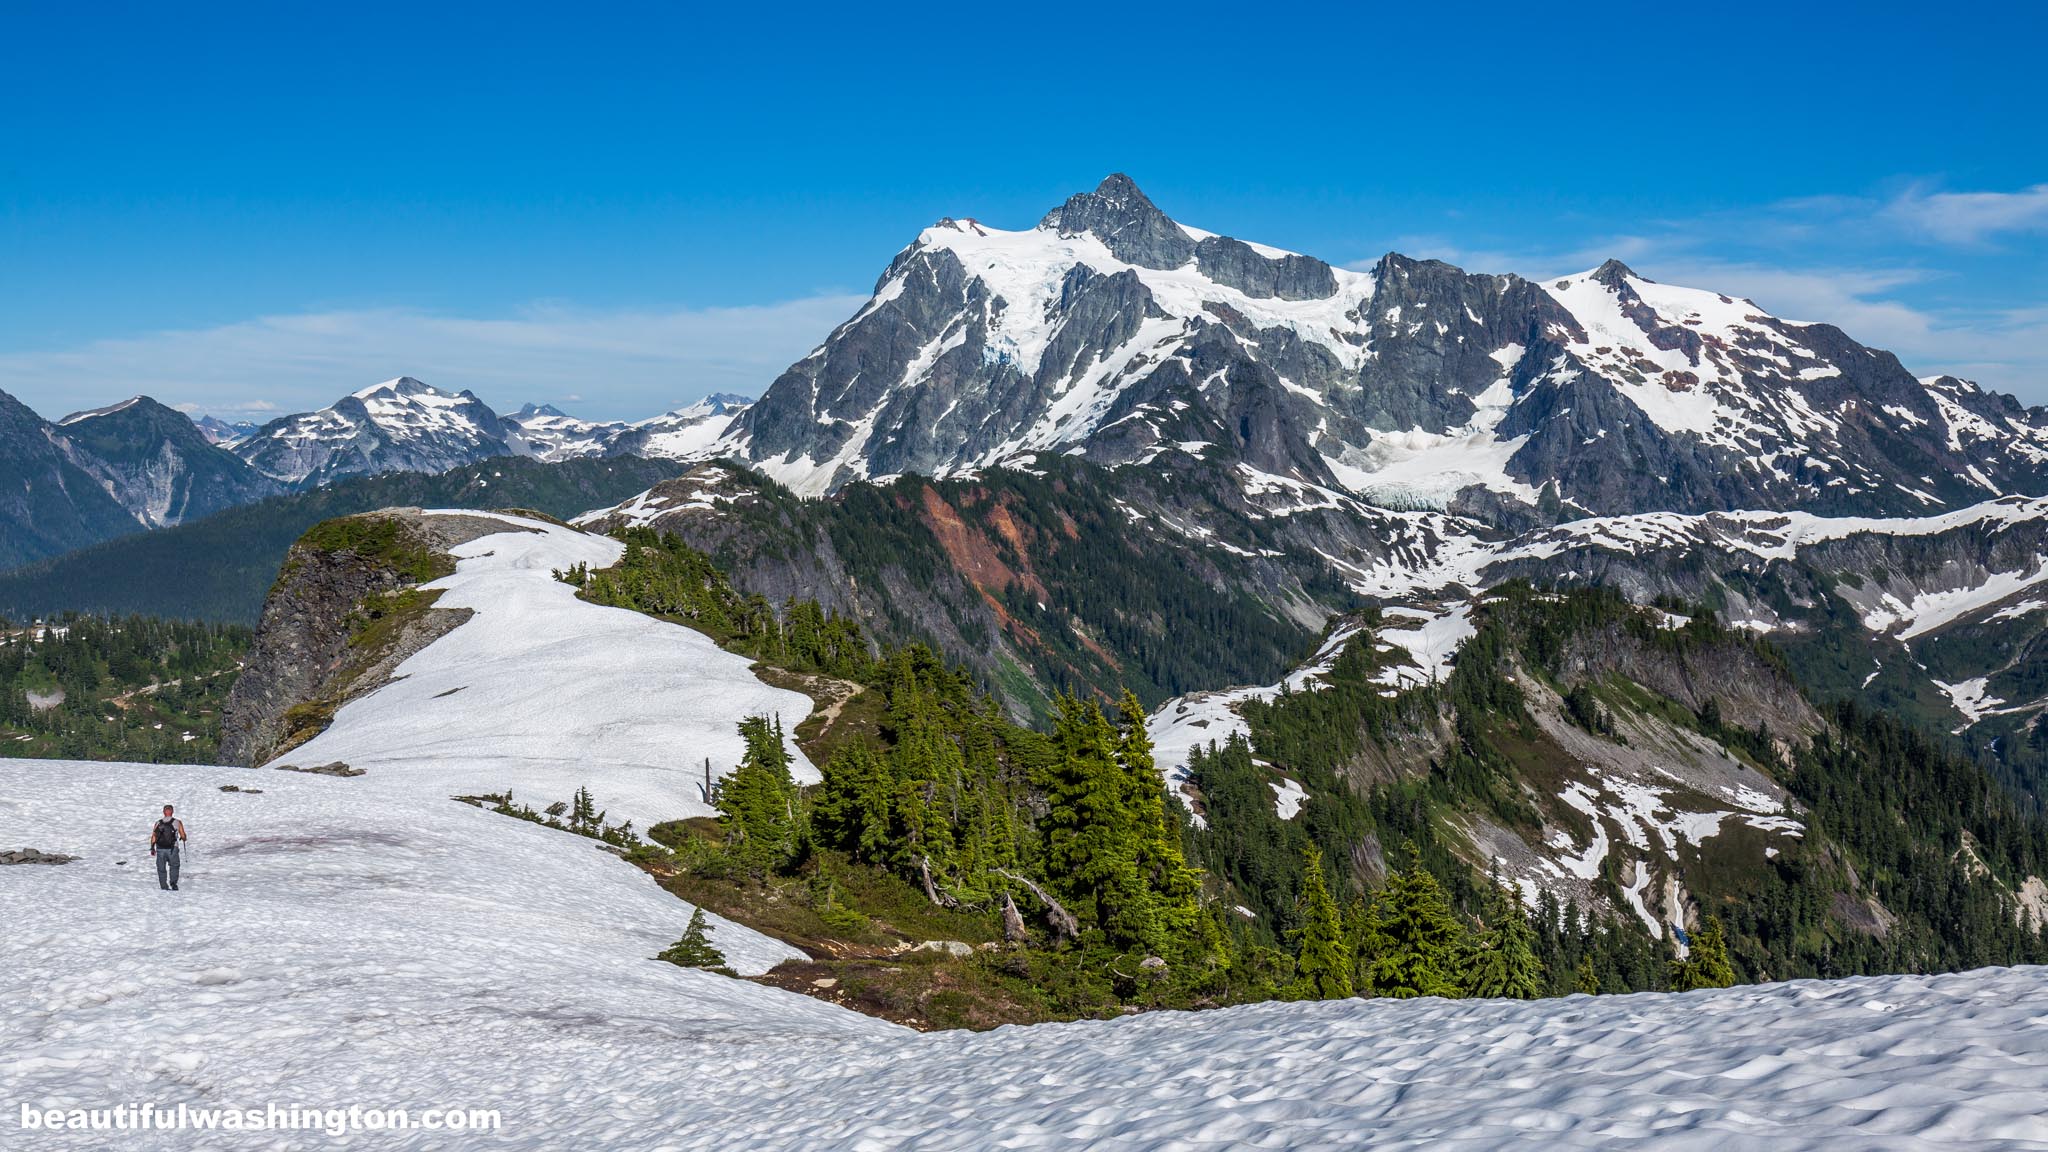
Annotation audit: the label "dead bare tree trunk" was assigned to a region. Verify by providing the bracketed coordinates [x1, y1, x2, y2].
[996, 868, 1079, 942]
[1001, 892, 1028, 944]
[919, 856, 957, 908]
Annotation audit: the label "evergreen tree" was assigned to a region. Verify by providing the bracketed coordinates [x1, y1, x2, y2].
[657, 907, 735, 975]
[1039, 694, 1152, 949]
[1115, 690, 1204, 957]
[1669, 914, 1737, 991]
[1289, 846, 1353, 999]
[717, 715, 800, 874]
[1033, 691, 1212, 956]
[571, 785, 602, 833]
[1462, 880, 1545, 999]
[1575, 955, 1600, 995]
[814, 741, 893, 864]
[1360, 848, 1467, 998]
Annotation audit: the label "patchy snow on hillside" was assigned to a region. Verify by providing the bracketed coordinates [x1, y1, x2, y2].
[1857, 557, 2048, 639]
[1373, 602, 1475, 690]
[1270, 776, 1308, 820]
[1935, 676, 2008, 732]
[1501, 495, 2048, 571]
[274, 513, 818, 831]
[574, 468, 740, 530]
[1145, 623, 1369, 828]
[1147, 622, 1362, 786]
[4, 763, 2041, 1152]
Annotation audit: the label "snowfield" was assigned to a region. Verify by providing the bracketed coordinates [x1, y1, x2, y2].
[6, 757, 2048, 1149]
[6, 517, 2048, 1149]
[276, 512, 820, 832]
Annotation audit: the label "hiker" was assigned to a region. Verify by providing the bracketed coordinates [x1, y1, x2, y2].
[150, 805, 188, 890]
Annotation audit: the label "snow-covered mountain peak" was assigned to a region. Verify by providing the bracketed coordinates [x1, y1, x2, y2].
[725, 177, 2048, 513]
[234, 377, 515, 488]
[644, 393, 751, 426]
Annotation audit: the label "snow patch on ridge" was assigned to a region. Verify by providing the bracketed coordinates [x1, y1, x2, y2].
[1146, 623, 1365, 823]
[273, 513, 819, 831]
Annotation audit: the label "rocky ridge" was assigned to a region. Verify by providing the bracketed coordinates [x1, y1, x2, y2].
[219, 509, 521, 766]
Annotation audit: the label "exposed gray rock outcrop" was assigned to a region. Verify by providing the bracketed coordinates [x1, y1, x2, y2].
[220, 509, 515, 766]
[1, 848, 80, 865]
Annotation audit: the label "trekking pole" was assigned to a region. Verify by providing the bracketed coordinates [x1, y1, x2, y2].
[172, 782, 196, 888]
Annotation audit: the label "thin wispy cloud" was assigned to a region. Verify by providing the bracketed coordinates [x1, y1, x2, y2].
[1882, 183, 2048, 245]
[0, 296, 866, 423]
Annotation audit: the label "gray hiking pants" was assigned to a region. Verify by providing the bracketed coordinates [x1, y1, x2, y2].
[155, 847, 180, 889]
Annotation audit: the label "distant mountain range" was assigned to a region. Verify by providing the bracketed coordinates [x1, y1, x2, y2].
[0, 379, 752, 569]
[226, 377, 753, 487]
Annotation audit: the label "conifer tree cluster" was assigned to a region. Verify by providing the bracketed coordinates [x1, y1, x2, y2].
[0, 613, 251, 763]
[570, 528, 869, 679]
[809, 655, 1216, 964]
[1279, 847, 1549, 1003]
[580, 527, 2048, 1014]
[1037, 692, 1205, 956]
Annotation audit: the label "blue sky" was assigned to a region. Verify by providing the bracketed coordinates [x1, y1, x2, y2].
[3, 0, 2043, 421]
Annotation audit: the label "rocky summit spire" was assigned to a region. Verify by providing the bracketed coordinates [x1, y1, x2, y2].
[1590, 258, 1643, 289]
[1039, 173, 1195, 270]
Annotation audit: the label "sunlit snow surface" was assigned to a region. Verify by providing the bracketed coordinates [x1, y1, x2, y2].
[4, 754, 2048, 1147]
[3, 757, 2044, 1151]
[5, 517, 2048, 1147]
[276, 513, 819, 832]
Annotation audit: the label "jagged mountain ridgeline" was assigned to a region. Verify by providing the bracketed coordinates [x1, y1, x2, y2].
[717, 174, 2048, 520]
[10, 175, 2048, 769]
[0, 393, 279, 568]
[0, 379, 746, 569]
[12, 174, 2048, 575]
[227, 378, 752, 489]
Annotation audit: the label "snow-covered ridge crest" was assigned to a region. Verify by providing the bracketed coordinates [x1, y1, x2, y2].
[55, 396, 146, 424]
[275, 512, 819, 831]
[1148, 593, 1811, 949]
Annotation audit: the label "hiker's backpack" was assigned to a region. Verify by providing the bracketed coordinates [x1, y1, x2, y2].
[154, 819, 179, 849]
